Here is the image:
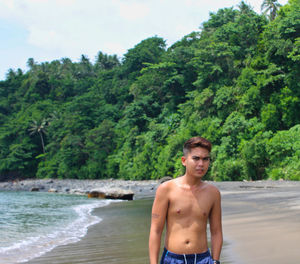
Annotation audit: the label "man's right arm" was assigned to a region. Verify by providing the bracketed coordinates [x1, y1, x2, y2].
[149, 183, 169, 264]
[209, 187, 223, 262]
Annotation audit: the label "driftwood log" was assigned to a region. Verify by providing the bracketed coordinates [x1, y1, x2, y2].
[88, 188, 134, 200]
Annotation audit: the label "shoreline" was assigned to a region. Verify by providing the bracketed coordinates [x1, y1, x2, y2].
[26, 199, 154, 264]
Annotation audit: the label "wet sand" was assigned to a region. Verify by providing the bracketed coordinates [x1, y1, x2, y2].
[27, 199, 154, 264]
[220, 181, 300, 264]
[26, 181, 300, 264]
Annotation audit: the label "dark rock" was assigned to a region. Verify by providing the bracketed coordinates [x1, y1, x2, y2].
[31, 187, 39, 192]
[88, 188, 134, 200]
[106, 192, 134, 200]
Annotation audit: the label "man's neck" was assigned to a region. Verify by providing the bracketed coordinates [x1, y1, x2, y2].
[180, 174, 203, 189]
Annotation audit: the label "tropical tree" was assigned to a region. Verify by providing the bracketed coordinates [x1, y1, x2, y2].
[261, 0, 281, 20]
[95, 52, 120, 70]
[28, 119, 48, 154]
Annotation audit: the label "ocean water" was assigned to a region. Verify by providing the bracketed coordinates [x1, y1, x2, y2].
[0, 191, 116, 264]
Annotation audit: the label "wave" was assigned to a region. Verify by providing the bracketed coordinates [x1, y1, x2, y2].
[0, 199, 117, 264]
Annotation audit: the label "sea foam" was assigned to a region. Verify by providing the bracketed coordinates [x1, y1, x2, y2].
[0, 198, 116, 264]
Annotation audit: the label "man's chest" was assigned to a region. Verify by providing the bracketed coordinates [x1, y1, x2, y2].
[168, 191, 213, 220]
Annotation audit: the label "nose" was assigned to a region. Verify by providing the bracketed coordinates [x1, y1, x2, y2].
[198, 159, 204, 166]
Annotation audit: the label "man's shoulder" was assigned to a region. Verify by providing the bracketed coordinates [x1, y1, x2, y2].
[154, 178, 175, 201]
[156, 178, 177, 192]
[159, 177, 176, 188]
[203, 182, 221, 196]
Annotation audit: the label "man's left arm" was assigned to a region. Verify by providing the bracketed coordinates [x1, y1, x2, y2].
[209, 187, 223, 261]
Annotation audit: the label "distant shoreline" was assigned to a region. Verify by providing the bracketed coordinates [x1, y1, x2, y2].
[1, 178, 299, 197]
[0, 178, 159, 200]
[1, 178, 299, 204]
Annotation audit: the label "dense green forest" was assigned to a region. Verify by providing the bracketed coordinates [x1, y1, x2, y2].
[0, 1, 299, 181]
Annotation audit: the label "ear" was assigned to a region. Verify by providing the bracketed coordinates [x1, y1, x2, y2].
[181, 156, 186, 167]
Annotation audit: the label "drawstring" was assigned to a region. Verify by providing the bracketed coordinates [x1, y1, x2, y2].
[183, 253, 197, 264]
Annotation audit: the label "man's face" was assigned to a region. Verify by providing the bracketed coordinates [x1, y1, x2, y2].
[181, 147, 210, 178]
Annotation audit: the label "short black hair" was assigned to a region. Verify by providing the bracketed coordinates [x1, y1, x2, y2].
[183, 137, 212, 156]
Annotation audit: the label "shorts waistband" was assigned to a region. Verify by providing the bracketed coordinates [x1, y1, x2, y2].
[162, 248, 211, 260]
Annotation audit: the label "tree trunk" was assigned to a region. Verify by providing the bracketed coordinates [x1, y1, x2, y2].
[39, 131, 45, 154]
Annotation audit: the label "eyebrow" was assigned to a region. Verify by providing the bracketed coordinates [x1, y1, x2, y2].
[192, 156, 210, 159]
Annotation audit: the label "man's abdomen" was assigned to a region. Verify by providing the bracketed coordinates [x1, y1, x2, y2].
[165, 226, 208, 254]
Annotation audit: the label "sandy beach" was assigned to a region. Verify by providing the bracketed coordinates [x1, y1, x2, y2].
[4, 180, 300, 264]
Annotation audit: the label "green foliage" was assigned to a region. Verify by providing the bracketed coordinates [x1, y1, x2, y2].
[240, 131, 273, 180]
[212, 157, 246, 181]
[0, 1, 299, 181]
[266, 125, 300, 180]
[83, 119, 116, 179]
[122, 36, 166, 80]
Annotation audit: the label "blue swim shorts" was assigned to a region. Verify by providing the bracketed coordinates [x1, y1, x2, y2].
[160, 248, 214, 264]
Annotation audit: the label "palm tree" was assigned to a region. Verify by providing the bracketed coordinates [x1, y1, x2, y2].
[261, 0, 281, 21]
[28, 119, 47, 154]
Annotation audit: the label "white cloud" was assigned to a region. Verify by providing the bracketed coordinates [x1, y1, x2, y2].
[0, 0, 290, 79]
[27, 27, 59, 50]
[0, 0, 15, 10]
[112, 0, 150, 21]
[102, 41, 127, 57]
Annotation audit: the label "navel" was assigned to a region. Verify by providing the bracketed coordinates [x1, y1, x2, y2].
[185, 239, 190, 245]
[176, 209, 181, 214]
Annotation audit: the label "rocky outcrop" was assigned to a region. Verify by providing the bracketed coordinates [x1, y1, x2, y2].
[88, 188, 134, 200]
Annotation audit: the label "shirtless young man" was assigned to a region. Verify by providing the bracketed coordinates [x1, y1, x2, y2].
[149, 137, 222, 264]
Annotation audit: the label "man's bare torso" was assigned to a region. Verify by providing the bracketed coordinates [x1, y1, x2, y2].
[164, 178, 216, 254]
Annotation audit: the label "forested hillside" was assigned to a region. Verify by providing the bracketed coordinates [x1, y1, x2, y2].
[0, 1, 299, 181]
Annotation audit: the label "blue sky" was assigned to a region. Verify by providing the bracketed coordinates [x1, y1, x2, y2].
[0, 0, 288, 80]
